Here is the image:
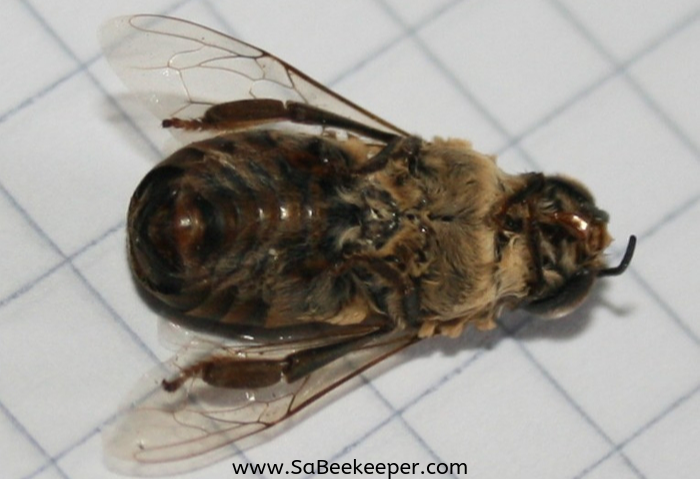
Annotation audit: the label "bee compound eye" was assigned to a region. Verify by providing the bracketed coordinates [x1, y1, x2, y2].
[524, 269, 596, 319]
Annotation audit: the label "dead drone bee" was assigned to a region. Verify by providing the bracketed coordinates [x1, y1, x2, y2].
[101, 14, 636, 473]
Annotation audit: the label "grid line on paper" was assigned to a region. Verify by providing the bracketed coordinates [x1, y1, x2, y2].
[19, 0, 162, 160]
[0, 397, 70, 479]
[639, 191, 700, 240]
[572, 380, 700, 479]
[497, 1, 700, 160]
[0, 65, 86, 126]
[0, 220, 124, 311]
[312, 342, 494, 479]
[628, 267, 700, 348]
[3, 3, 171, 479]
[0, 1, 697, 478]
[11, 2, 161, 360]
[505, 331, 647, 479]
[375, 0, 542, 170]
[549, 0, 700, 160]
[499, 2, 700, 163]
[326, 0, 467, 89]
[0, 177, 155, 479]
[2, 0, 195, 127]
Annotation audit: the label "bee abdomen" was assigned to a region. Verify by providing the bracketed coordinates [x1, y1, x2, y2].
[127, 131, 351, 316]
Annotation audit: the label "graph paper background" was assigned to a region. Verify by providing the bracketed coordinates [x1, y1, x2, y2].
[1, 1, 699, 478]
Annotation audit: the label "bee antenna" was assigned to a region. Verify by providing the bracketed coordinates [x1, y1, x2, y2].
[598, 235, 637, 277]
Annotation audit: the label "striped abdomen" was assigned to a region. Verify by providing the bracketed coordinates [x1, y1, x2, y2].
[127, 130, 366, 326]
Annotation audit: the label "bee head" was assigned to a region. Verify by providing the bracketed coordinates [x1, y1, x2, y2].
[497, 174, 636, 318]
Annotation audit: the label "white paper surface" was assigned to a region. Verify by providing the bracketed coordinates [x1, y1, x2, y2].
[1, 1, 699, 478]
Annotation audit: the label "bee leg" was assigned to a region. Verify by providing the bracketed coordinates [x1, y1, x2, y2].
[162, 329, 395, 391]
[285, 102, 400, 142]
[340, 255, 421, 327]
[162, 99, 289, 131]
[162, 357, 288, 391]
[163, 99, 400, 143]
[353, 136, 423, 176]
[352, 137, 402, 175]
[283, 330, 392, 382]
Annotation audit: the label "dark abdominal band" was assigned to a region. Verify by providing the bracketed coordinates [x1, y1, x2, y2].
[128, 131, 364, 319]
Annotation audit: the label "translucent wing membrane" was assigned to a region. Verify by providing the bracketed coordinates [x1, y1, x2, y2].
[103, 331, 414, 475]
[99, 15, 407, 139]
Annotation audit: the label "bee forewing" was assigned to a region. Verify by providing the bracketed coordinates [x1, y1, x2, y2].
[99, 15, 406, 141]
[103, 332, 414, 475]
